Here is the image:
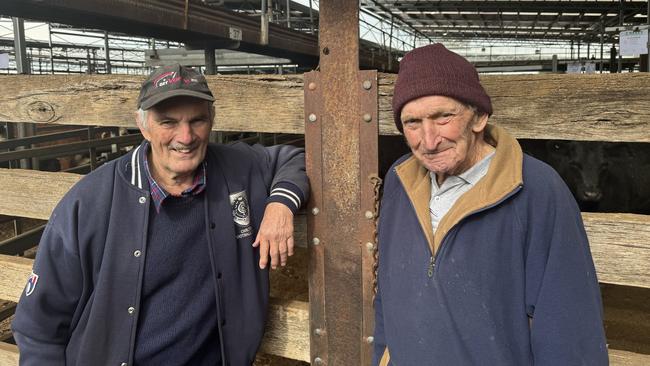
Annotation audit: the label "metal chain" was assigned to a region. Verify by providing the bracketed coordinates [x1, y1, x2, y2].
[370, 174, 382, 300]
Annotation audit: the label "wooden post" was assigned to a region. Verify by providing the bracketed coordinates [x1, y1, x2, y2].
[305, 1, 379, 365]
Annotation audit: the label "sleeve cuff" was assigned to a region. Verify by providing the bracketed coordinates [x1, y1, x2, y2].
[267, 182, 305, 214]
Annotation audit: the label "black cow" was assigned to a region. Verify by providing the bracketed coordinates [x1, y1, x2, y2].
[521, 139, 650, 214]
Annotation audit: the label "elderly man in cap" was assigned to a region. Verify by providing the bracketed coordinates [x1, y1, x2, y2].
[13, 64, 309, 366]
[372, 44, 607, 365]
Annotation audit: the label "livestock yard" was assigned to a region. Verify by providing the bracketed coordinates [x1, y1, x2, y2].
[0, 1, 649, 365]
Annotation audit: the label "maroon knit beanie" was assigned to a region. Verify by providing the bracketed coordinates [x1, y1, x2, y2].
[392, 43, 492, 132]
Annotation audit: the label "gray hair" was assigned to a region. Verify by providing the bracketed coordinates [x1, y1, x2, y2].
[137, 108, 149, 129]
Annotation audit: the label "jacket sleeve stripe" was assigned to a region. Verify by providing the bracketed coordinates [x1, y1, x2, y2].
[270, 188, 301, 208]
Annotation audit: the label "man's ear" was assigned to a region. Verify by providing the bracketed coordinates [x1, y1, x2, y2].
[471, 113, 489, 133]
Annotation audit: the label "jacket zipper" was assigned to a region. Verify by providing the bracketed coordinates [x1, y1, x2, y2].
[430, 184, 523, 277]
[394, 165, 524, 279]
[427, 255, 435, 277]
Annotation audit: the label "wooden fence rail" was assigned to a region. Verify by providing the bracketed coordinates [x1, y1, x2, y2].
[1, 168, 648, 289]
[0, 253, 647, 364]
[0, 73, 649, 142]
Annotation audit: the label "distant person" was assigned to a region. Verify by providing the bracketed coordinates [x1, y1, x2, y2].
[13, 64, 309, 366]
[373, 44, 607, 366]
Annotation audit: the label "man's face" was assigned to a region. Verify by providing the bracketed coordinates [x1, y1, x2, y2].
[138, 96, 213, 181]
[401, 95, 487, 180]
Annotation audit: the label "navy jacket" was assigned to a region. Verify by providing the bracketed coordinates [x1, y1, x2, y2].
[12, 141, 309, 366]
[373, 125, 608, 365]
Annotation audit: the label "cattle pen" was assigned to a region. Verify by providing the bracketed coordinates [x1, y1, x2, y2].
[1, 1, 650, 365]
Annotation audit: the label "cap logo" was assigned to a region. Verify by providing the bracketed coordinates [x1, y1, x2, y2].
[152, 71, 198, 89]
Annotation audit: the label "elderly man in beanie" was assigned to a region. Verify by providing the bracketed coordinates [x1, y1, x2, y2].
[372, 44, 607, 365]
[13, 64, 309, 366]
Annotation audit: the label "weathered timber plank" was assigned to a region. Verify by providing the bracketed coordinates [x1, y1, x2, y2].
[0, 255, 649, 364]
[0, 254, 310, 362]
[0, 74, 305, 134]
[1, 168, 649, 288]
[1, 73, 649, 142]
[0, 255, 33, 303]
[378, 73, 650, 142]
[259, 299, 309, 362]
[0, 343, 19, 366]
[584, 213, 650, 289]
[0, 168, 82, 221]
[608, 349, 650, 366]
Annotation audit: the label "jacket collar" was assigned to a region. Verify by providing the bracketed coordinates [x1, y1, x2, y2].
[394, 124, 523, 255]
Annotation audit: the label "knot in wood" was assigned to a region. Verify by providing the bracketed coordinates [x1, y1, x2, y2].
[26, 101, 56, 123]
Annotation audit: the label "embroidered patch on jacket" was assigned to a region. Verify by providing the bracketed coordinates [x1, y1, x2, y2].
[25, 271, 39, 297]
[229, 190, 253, 239]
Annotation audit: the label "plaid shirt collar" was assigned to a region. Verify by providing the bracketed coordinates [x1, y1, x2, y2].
[142, 142, 207, 213]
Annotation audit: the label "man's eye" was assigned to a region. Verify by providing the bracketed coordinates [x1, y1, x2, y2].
[437, 114, 453, 124]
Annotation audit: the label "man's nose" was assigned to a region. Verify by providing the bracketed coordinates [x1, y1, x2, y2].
[176, 122, 193, 144]
[422, 121, 440, 150]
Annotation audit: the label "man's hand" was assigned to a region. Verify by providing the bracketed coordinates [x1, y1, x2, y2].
[253, 202, 295, 270]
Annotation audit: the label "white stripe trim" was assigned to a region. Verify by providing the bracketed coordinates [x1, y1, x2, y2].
[136, 154, 142, 189]
[130, 145, 140, 186]
[271, 187, 301, 207]
[270, 192, 299, 209]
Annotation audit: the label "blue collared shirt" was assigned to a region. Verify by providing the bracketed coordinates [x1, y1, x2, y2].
[429, 151, 495, 232]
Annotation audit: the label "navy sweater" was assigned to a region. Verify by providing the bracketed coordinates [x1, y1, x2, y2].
[134, 194, 220, 365]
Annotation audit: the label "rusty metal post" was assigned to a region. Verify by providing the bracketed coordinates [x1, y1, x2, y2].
[305, 1, 378, 365]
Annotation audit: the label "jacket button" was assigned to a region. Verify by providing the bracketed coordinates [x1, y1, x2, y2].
[133, 250, 142, 257]
[128, 307, 135, 315]
[210, 222, 216, 229]
[121, 363, 127, 366]
[138, 196, 146, 204]
[217, 272, 222, 279]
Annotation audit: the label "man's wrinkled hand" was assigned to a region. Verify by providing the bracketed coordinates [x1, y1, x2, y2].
[252, 202, 294, 270]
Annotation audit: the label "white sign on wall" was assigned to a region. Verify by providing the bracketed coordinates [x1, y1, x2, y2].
[620, 29, 648, 56]
[0, 53, 8, 68]
[229, 26, 242, 41]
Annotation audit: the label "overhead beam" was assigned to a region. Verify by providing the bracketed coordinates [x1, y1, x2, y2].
[0, 0, 319, 65]
[0, 0, 397, 71]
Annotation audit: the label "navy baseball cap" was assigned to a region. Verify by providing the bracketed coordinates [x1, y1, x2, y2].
[137, 63, 215, 110]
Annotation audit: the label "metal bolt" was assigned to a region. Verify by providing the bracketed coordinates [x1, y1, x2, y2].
[308, 82, 317, 90]
[312, 237, 321, 246]
[314, 357, 324, 365]
[308, 113, 317, 122]
[311, 207, 320, 215]
[362, 80, 372, 90]
[366, 242, 374, 252]
[364, 211, 374, 219]
[363, 113, 372, 122]
[315, 328, 323, 336]
[366, 336, 374, 344]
